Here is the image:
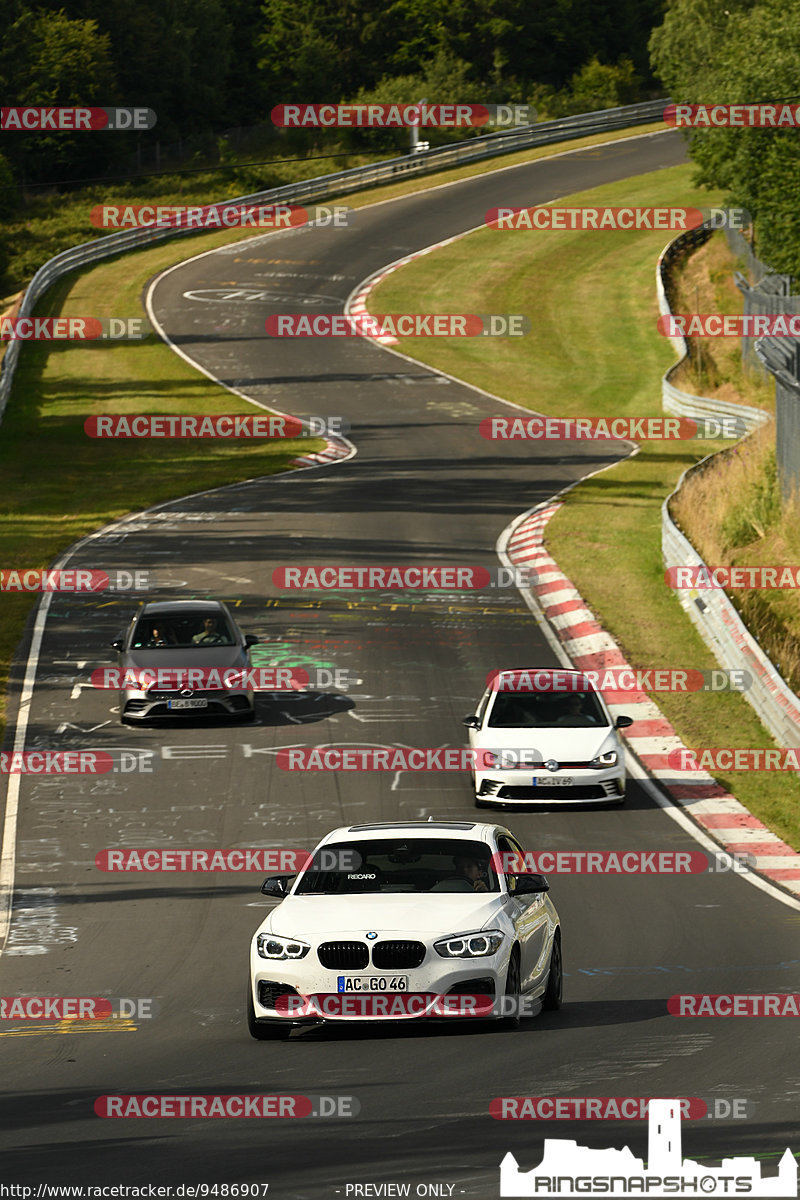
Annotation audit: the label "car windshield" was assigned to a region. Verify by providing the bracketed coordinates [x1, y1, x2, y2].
[131, 611, 236, 649]
[293, 838, 500, 895]
[487, 690, 607, 728]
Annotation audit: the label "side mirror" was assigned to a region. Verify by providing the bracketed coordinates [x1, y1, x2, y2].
[260, 876, 293, 898]
[615, 714, 633, 729]
[244, 634, 260, 647]
[511, 872, 549, 895]
[462, 714, 480, 730]
[110, 639, 124, 651]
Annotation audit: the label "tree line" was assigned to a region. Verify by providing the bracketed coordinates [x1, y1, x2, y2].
[0, 0, 664, 192]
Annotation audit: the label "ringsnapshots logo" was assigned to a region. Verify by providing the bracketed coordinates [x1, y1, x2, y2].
[271, 103, 534, 128]
[499, 1098, 797, 1197]
[480, 416, 745, 441]
[665, 102, 800, 128]
[90, 204, 351, 230]
[265, 314, 528, 338]
[0, 317, 150, 341]
[485, 206, 749, 231]
[1, 107, 156, 131]
[272, 565, 534, 590]
[83, 415, 346, 438]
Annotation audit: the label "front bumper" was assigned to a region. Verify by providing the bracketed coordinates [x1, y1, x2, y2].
[121, 688, 254, 720]
[249, 948, 509, 1023]
[475, 765, 625, 803]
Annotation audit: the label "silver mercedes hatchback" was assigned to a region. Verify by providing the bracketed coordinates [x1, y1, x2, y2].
[111, 599, 259, 723]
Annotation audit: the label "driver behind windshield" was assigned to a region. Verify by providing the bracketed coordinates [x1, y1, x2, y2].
[192, 615, 229, 644]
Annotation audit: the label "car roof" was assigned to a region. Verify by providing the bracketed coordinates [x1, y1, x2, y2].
[139, 600, 227, 615]
[317, 821, 514, 845]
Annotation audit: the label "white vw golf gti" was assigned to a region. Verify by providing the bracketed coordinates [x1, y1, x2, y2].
[247, 820, 561, 1038]
[464, 668, 632, 805]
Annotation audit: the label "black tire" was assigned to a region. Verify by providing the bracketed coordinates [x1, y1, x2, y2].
[542, 931, 562, 1011]
[501, 948, 522, 1029]
[247, 979, 291, 1040]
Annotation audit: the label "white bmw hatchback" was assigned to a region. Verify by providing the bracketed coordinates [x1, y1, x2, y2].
[464, 668, 632, 806]
[247, 820, 561, 1038]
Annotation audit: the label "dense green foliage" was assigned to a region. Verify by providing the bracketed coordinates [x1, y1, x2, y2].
[650, 0, 800, 276]
[0, 0, 664, 190]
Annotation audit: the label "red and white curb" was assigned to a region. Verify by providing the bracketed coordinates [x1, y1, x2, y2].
[290, 438, 352, 469]
[346, 233, 470, 347]
[506, 503, 800, 898]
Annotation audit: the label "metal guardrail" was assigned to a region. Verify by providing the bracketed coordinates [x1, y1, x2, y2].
[0, 98, 667, 423]
[662, 478, 800, 748]
[656, 221, 771, 437]
[658, 224, 800, 747]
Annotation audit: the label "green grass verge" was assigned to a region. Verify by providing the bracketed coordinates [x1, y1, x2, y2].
[368, 161, 800, 852]
[0, 119, 670, 744]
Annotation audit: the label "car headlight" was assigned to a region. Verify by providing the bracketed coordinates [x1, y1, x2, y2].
[592, 749, 618, 767]
[479, 751, 533, 770]
[434, 929, 505, 958]
[256, 933, 310, 960]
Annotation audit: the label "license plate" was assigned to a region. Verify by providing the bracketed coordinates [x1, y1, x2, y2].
[337, 976, 409, 993]
[167, 698, 208, 710]
[533, 776, 573, 787]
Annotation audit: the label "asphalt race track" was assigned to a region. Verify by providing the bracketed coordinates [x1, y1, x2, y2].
[2, 129, 799, 1197]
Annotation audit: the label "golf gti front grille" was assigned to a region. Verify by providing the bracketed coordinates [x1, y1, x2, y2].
[317, 941, 369, 970]
[371, 940, 426, 969]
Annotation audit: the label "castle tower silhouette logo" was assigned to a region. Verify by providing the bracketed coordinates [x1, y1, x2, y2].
[500, 1099, 797, 1197]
